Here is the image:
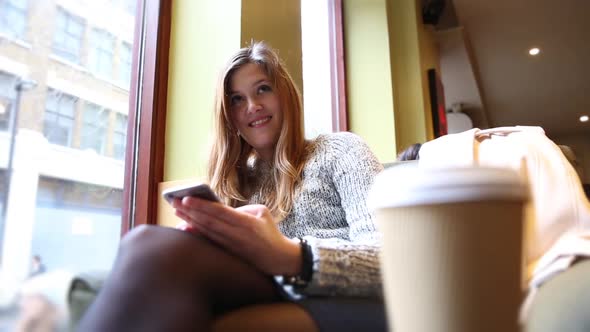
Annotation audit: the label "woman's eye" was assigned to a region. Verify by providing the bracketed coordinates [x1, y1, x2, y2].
[257, 84, 272, 94]
[230, 95, 243, 106]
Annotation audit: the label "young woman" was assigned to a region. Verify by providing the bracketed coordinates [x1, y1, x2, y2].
[78, 42, 385, 332]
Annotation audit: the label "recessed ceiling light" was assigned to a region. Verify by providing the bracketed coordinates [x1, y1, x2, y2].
[529, 47, 540, 56]
[580, 115, 589, 123]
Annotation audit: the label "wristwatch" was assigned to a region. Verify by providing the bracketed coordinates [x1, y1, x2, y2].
[284, 237, 314, 288]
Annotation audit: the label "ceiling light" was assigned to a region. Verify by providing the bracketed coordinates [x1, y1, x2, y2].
[528, 48, 540, 56]
[580, 115, 589, 123]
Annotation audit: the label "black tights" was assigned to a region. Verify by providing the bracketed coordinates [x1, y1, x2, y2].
[77, 225, 282, 332]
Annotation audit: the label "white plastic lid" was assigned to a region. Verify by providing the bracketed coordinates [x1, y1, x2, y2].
[368, 166, 529, 210]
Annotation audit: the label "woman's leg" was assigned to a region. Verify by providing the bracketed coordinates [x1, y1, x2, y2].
[77, 224, 286, 332]
[212, 303, 319, 332]
[525, 259, 590, 332]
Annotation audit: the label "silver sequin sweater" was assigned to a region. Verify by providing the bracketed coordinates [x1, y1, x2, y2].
[249, 132, 384, 297]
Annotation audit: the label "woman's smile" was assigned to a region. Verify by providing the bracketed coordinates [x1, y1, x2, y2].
[250, 116, 273, 127]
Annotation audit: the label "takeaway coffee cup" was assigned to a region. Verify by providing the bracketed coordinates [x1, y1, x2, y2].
[368, 166, 528, 332]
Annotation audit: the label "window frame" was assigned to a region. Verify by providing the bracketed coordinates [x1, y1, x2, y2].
[80, 103, 109, 154]
[89, 28, 116, 80]
[113, 113, 127, 160]
[121, 0, 171, 234]
[0, 0, 29, 39]
[0, 71, 18, 131]
[119, 41, 133, 86]
[52, 7, 85, 64]
[43, 90, 77, 147]
[328, 0, 348, 132]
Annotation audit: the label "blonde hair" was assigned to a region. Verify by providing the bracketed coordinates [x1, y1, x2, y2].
[207, 42, 307, 219]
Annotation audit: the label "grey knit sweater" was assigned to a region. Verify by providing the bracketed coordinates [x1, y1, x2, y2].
[249, 132, 384, 297]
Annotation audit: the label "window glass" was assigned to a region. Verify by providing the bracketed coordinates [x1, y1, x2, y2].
[34, 177, 123, 270]
[80, 103, 109, 154]
[0, 1, 142, 328]
[113, 113, 127, 160]
[0, 72, 18, 130]
[119, 42, 132, 87]
[124, 0, 136, 15]
[52, 7, 84, 64]
[0, 0, 29, 39]
[89, 28, 115, 80]
[43, 89, 76, 146]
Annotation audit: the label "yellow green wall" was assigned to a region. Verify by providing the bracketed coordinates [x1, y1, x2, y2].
[241, 0, 303, 93]
[165, 0, 241, 181]
[343, 0, 440, 160]
[343, 0, 397, 163]
[385, 0, 438, 152]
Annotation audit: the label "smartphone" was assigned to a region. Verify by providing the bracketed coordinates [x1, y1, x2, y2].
[162, 182, 220, 205]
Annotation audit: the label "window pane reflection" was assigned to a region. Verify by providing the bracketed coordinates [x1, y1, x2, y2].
[0, 0, 138, 328]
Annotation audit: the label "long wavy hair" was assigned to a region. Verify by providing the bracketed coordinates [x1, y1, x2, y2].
[207, 42, 307, 219]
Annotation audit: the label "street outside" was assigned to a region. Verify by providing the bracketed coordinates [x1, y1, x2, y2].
[0, 304, 18, 332]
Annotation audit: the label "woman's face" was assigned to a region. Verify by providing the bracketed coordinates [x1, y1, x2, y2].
[229, 63, 283, 161]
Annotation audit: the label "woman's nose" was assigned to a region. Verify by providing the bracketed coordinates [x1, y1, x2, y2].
[246, 98, 263, 114]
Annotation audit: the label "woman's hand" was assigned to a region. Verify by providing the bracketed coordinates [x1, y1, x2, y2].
[174, 220, 198, 235]
[172, 197, 302, 276]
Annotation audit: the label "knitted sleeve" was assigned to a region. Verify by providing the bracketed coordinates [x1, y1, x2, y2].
[301, 132, 384, 297]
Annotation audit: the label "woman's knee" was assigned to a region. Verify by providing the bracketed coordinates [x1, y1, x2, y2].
[116, 225, 236, 277]
[113, 225, 271, 296]
[120, 225, 175, 255]
[116, 225, 204, 274]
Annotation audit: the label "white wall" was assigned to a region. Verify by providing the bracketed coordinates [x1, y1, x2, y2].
[436, 27, 489, 129]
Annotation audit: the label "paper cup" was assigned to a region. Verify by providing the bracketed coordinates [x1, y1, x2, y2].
[369, 166, 528, 332]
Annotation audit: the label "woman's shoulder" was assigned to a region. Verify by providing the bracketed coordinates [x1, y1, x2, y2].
[311, 131, 369, 152]
[305, 131, 382, 185]
[305, 132, 377, 169]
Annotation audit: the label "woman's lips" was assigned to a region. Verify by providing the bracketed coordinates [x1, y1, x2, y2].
[249, 116, 272, 127]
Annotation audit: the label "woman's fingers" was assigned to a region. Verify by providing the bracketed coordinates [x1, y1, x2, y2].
[180, 197, 259, 227]
[175, 208, 237, 250]
[174, 220, 200, 235]
[174, 204, 250, 248]
[193, 224, 236, 251]
[175, 207, 230, 234]
[174, 211, 204, 234]
[235, 205, 268, 219]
